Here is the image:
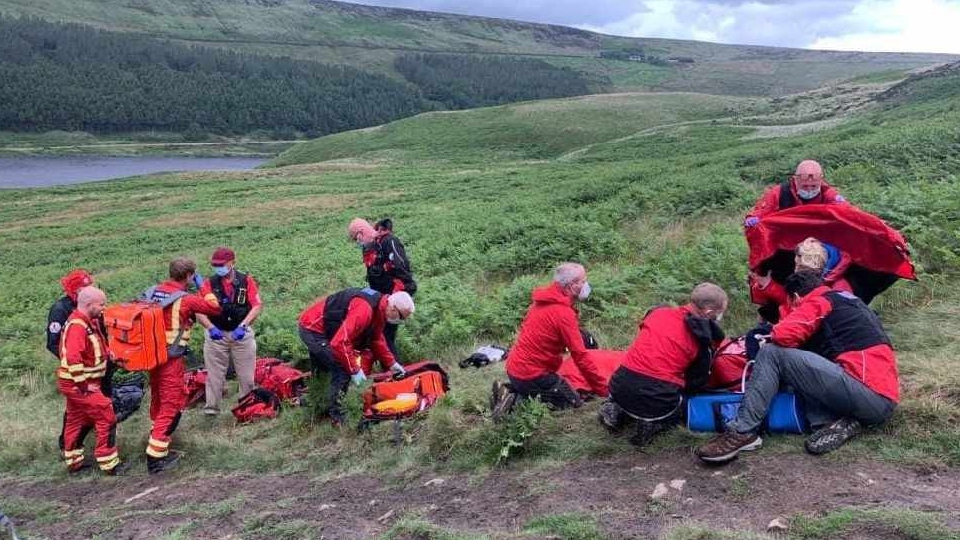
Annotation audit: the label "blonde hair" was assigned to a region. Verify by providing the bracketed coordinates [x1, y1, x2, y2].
[795, 237, 827, 271]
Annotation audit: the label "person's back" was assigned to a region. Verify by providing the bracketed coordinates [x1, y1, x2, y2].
[621, 305, 702, 387]
[507, 282, 584, 381]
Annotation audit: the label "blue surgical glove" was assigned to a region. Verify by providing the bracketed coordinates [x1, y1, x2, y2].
[208, 327, 224, 341]
[231, 325, 247, 341]
[744, 216, 760, 228]
[192, 272, 203, 289]
[351, 371, 367, 386]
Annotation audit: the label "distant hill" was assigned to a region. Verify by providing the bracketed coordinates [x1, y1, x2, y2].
[0, 0, 955, 97]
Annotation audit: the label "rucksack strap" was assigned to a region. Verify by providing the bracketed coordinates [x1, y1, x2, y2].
[141, 287, 188, 308]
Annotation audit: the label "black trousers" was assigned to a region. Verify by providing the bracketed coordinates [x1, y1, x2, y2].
[508, 372, 583, 410]
[298, 327, 350, 421]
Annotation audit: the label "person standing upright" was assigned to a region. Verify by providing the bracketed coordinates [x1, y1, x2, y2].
[197, 247, 263, 416]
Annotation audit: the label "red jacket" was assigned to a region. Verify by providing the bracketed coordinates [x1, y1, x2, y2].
[57, 309, 109, 390]
[747, 181, 845, 220]
[506, 282, 606, 394]
[621, 305, 705, 388]
[298, 294, 396, 374]
[154, 280, 221, 348]
[771, 286, 899, 402]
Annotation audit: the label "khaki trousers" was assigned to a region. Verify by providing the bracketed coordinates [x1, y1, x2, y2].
[203, 329, 257, 411]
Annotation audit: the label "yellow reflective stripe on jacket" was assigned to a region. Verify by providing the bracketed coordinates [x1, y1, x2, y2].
[164, 297, 192, 345]
[58, 318, 106, 382]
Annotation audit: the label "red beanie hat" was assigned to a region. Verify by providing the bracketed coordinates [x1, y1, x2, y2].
[61, 269, 93, 300]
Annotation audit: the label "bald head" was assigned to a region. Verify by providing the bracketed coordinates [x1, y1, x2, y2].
[77, 286, 107, 318]
[792, 160, 825, 200]
[690, 282, 728, 321]
[348, 218, 376, 244]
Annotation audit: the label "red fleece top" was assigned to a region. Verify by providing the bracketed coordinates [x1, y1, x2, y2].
[298, 295, 396, 374]
[747, 181, 845, 220]
[621, 305, 704, 388]
[506, 282, 606, 395]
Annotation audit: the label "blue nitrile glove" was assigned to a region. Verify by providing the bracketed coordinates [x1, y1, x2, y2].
[351, 371, 367, 386]
[192, 272, 203, 289]
[231, 325, 247, 341]
[744, 216, 760, 228]
[208, 327, 224, 341]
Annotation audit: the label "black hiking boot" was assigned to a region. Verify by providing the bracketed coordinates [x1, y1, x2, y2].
[67, 461, 95, 475]
[104, 460, 132, 477]
[147, 451, 182, 475]
[804, 418, 862, 455]
[598, 400, 625, 434]
[629, 420, 669, 448]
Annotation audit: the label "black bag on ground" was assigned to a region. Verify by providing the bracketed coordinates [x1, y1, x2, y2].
[112, 372, 145, 423]
[459, 345, 508, 369]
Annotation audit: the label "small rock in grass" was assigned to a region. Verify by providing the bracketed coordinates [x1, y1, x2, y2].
[669, 479, 686, 491]
[423, 478, 445, 487]
[650, 483, 670, 499]
[377, 509, 395, 523]
[767, 517, 788, 532]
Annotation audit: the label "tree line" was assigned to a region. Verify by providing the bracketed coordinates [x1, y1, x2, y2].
[0, 17, 606, 137]
[0, 16, 423, 136]
[395, 53, 600, 110]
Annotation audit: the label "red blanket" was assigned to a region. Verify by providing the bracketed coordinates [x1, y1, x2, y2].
[557, 349, 625, 397]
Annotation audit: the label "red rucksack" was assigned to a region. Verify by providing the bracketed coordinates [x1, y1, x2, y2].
[707, 337, 750, 392]
[254, 357, 311, 403]
[184, 369, 208, 407]
[232, 388, 281, 423]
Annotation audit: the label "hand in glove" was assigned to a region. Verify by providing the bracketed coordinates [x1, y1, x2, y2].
[744, 216, 760, 228]
[208, 327, 224, 341]
[351, 370, 367, 386]
[231, 325, 247, 341]
[192, 272, 204, 289]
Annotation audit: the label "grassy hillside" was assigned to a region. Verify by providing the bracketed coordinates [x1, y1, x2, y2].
[0, 0, 955, 96]
[2, 65, 960, 539]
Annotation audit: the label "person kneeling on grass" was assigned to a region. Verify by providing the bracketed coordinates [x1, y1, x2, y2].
[599, 283, 727, 447]
[499, 262, 607, 413]
[696, 269, 899, 464]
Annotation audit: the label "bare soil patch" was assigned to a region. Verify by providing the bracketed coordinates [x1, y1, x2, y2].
[5, 451, 959, 539]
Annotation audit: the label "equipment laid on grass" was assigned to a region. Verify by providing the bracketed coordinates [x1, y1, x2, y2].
[254, 357, 311, 404]
[183, 368, 208, 407]
[687, 391, 807, 434]
[102, 290, 187, 371]
[232, 388, 281, 423]
[359, 361, 450, 443]
[112, 372, 145, 422]
[458, 345, 508, 369]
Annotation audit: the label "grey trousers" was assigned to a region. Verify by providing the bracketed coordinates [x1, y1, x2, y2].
[203, 329, 257, 411]
[729, 345, 896, 434]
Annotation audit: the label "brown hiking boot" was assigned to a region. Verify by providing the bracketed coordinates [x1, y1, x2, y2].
[695, 431, 762, 463]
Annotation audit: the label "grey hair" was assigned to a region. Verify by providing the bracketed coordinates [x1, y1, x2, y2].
[387, 291, 415, 314]
[691, 283, 727, 311]
[553, 262, 585, 286]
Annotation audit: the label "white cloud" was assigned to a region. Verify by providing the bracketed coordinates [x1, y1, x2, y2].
[808, 0, 960, 53]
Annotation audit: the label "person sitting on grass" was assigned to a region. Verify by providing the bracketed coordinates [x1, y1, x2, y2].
[599, 283, 727, 447]
[696, 269, 899, 464]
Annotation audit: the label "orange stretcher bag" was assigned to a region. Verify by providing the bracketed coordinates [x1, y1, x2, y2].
[103, 290, 186, 372]
[362, 361, 449, 421]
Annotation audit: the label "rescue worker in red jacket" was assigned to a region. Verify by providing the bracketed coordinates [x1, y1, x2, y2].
[196, 247, 264, 416]
[145, 257, 220, 474]
[599, 283, 727, 447]
[744, 160, 847, 227]
[504, 263, 606, 410]
[57, 286, 127, 475]
[298, 288, 413, 425]
[697, 269, 899, 464]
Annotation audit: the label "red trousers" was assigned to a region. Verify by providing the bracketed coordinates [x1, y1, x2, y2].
[146, 357, 186, 458]
[57, 379, 119, 471]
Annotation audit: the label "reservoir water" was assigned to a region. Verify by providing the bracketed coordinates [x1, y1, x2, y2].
[0, 156, 266, 188]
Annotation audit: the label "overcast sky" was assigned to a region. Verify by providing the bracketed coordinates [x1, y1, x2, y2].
[343, 0, 960, 54]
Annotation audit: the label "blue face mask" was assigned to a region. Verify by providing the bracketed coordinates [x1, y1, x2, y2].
[213, 266, 230, 277]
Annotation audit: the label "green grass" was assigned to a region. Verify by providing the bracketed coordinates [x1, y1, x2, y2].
[1, 58, 960, 540]
[791, 508, 960, 540]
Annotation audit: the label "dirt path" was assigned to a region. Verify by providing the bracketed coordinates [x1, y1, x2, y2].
[4, 451, 959, 539]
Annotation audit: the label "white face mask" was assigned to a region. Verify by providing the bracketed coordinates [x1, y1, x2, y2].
[577, 281, 592, 301]
[386, 317, 402, 325]
[797, 187, 821, 200]
[715, 312, 724, 323]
